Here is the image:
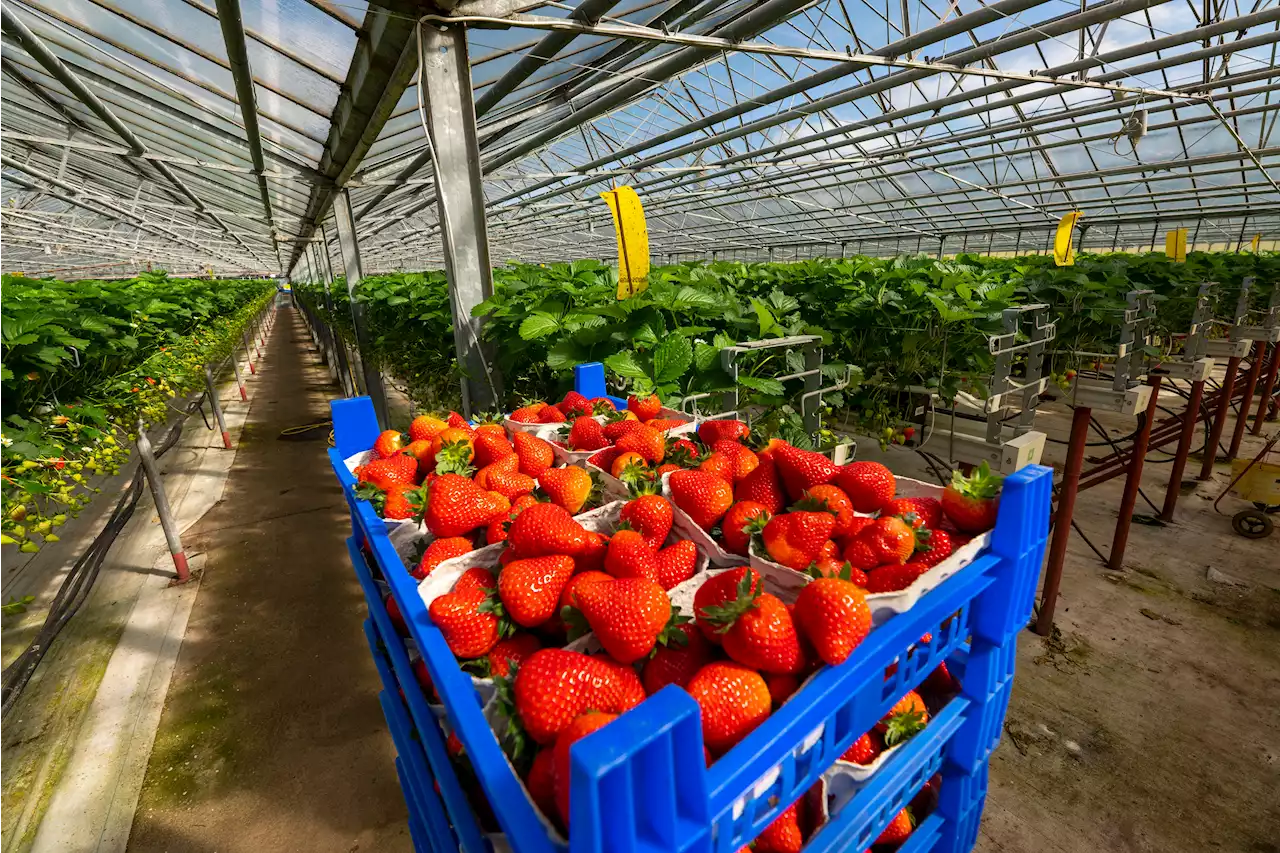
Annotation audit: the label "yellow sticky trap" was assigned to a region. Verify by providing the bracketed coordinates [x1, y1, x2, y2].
[1164, 228, 1187, 262]
[1251, 234, 1261, 252]
[1054, 211, 1083, 266]
[601, 186, 649, 299]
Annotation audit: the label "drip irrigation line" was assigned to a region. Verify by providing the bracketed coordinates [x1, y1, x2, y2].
[1071, 517, 1110, 566]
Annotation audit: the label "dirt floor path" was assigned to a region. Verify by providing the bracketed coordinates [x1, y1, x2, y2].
[127, 309, 412, 853]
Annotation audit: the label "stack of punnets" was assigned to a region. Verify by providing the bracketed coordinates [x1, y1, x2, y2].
[328, 375, 1051, 853]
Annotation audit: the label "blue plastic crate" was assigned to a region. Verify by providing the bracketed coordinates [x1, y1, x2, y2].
[331, 395, 1051, 853]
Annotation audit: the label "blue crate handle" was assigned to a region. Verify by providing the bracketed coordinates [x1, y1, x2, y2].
[574, 362, 628, 410]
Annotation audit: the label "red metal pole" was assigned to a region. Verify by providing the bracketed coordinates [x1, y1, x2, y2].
[1035, 405, 1091, 636]
[1159, 378, 1205, 522]
[1251, 343, 1279, 435]
[1198, 355, 1241, 480]
[1227, 342, 1265, 460]
[1109, 375, 1162, 571]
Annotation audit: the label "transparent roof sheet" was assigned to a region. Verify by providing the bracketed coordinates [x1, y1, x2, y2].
[2, 0, 1277, 277]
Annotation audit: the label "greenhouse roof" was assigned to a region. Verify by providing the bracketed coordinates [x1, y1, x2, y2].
[1, 0, 1277, 278]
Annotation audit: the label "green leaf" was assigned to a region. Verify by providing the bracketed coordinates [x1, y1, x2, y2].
[518, 311, 560, 340]
[737, 375, 785, 395]
[604, 350, 649, 379]
[652, 335, 693, 383]
[750, 298, 777, 336]
[694, 342, 721, 372]
[385, 295, 409, 306]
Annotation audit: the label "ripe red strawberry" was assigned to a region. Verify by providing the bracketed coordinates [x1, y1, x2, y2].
[655, 539, 699, 590]
[604, 528, 659, 582]
[485, 633, 542, 678]
[773, 443, 839, 502]
[573, 530, 608, 574]
[473, 430, 514, 468]
[425, 474, 508, 537]
[373, 429, 405, 458]
[883, 496, 943, 530]
[697, 450, 736, 483]
[385, 594, 409, 637]
[840, 730, 884, 765]
[921, 661, 959, 697]
[409, 414, 449, 443]
[619, 494, 673, 547]
[711, 440, 759, 482]
[802, 484, 855, 536]
[754, 802, 802, 853]
[913, 528, 954, 567]
[508, 402, 547, 423]
[575, 576, 676, 663]
[610, 452, 650, 485]
[668, 469, 733, 530]
[500, 555, 575, 627]
[446, 412, 473, 432]
[566, 416, 608, 451]
[911, 775, 941, 816]
[602, 415, 645, 442]
[615, 425, 665, 463]
[378, 483, 424, 520]
[645, 419, 687, 433]
[553, 711, 618, 826]
[693, 567, 761, 644]
[428, 590, 500, 659]
[360, 454, 419, 488]
[809, 555, 869, 587]
[561, 391, 592, 419]
[538, 466, 597, 514]
[842, 516, 916, 569]
[793, 577, 871, 665]
[507, 502, 589, 557]
[413, 536, 474, 579]
[641, 623, 713, 694]
[764, 672, 799, 707]
[733, 453, 784, 513]
[877, 691, 929, 742]
[537, 404, 566, 424]
[697, 419, 749, 445]
[833, 461, 896, 513]
[628, 393, 661, 421]
[486, 516, 510, 544]
[701, 578, 804, 675]
[876, 809, 914, 845]
[666, 436, 699, 462]
[512, 431, 555, 477]
[720, 501, 770, 556]
[454, 567, 498, 597]
[942, 461, 1002, 532]
[591, 397, 616, 413]
[686, 661, 771, 756]
[761, 510, 837, 570]
[525, 747, 557, 821]
[864, 561, 930, 593]
[512, 649, 645, 744]
[559, 570, 611, 612]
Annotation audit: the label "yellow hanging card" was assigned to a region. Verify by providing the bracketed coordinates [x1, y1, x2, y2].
[1164, 228, 1187, 262]
[1054, 211, 1083, 266]
[601, 186, 649, 299]
[1251, 234, 1262, 252]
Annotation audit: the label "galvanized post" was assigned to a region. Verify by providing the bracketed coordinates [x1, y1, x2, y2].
[229, 347, 248, 401]
[333, 189, 389, 429]
[204, 366, 232, 449]
[242, 328, 256, 374]
[136, 420, 189, 583]
[418, 24, 503, 416]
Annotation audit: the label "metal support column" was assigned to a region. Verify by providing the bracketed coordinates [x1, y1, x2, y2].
[1035, 404, 1090, 636]
[418, 23, 503, 416]
[1198, 355, 1240, 479]
[1109, 374, 1162, 570]
[204, 366, 232, 449]
[1251, 344, 1279, 434]
[136, 420, 189, 583]
[333, 188, 389, 429]
[1227, 342, 1265, 459]
[1158, 377, 1205, 522]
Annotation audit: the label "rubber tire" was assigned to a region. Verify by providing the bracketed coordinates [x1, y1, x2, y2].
[1232, 509, 1274, 539]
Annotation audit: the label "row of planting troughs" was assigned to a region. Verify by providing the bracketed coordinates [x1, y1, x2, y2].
[329, 367, 1052, 853]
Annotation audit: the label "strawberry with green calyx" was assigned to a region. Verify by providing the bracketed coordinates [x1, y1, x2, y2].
[863, 561, 930, 593]
[876, 691, 929, 742]
[642, 623, 714, 694]
[508, 402, 547, 423]
[355, 480, 424, 521]
[772, 442, 840, 502]
[655, 539, 699, 590]
[840, 730, 884, 765]
[883, 495, 942, 530]
[876, 808, 915, 846]
[358, 454, 419, 489]
[429, 586, 505, 659]
[697, 450, 735, 483]
[603, 525, 659, 582]
[913, 528, 954, 568]
[802, 484, 855, 536]
[760, 503, 837, 570]
[698, 571, 804, 674]
[446, 412, 474, 433]
[619, 492, 673, 547]
[373, 429, 405, 459]
[668, 469, 734, 530]
[806, 558, 868, 587]
[507, 502, 590, 557]
[720, 500, 771, 556]
[602, 412, 645, 441]
[942, 461, 1002, 532]
[473, 430, 515, 468]
[591, 397, 616, 414]
[560, 391, 592, 419]
[686, 661, 772, 756]
[793, 577, 871, 665]
[627, 393, 662, 421]
[537, 466, 599, 514]
[733, 452, 785, 513]
[537, 404, 567, 424]
[563, 416, 609, 451]
[693, 566, 761, 644]
[553, 710, 619, 826]
[754, 801, 803, 853]
[463, 633, 542, 679]
[573, 575, 688, 663]
[833, 461, 895, 513]
[841, 515, 918, 569]
[413, 535, 474, 580]
[409, 415, 449, 443]
[609, 450, 647, 478]
[432, 437, 478, 477]
[498, 555, 575, 628]
[424, 474, 509, 537]
[697, 419, 749, 446]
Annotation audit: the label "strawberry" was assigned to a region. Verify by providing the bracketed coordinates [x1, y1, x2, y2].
[588, 446, 622, 473]
[619, 494, 673, 547]
[941, 461, 1002, 532]
[883, 496, 943, 530]
[793, 577, 871, 665]
[512, 648, 644, 744]
[373, 429, 405, 459]
[615, 425, 665, 463]
[360, 454, 418, 488]
[413, 536, 474, 580]
[655, 463, 681, 477]
[697, 451, 735, 483]
[507, 502, 589, 557]
[425, 474, 508, 537]
[512, 431, 555, 478]
[645, 419, 687, 433]
[537, 404, 567, 424]
[561, 391, 592, 419]
[666, 436, 700, 463]
[668, 469, 733, 530]
[761, 510, 837, 570]
[686, 661, 771, 756]
[573, 530, 608, 574]
[553, 711, 618, 826]
[921, 661, 959, 697]
[574, 576, 679, 663]
[833, 461, 896, 513]
[604, 528, 659, 582]
[911, 775, 941, 816]
[913, 528, 954, 568]
[721, 501, 770, 556]
[802, 484, 855, 536]
[409, 414, 449, 443]
[525, 747, 557, 821]
[476, 458, 537, 500]
[378, 483, 424, 520]
[876, 809, 914, 845]
[655, 539, 699, 590]
[700, 575, 803, 674]
[697, 419, 749, 445]
[809, 555, 868, 587]
[472, 430, 515, 468]
[446, 412, 473, 432]
[430, 428, 476, 476]
[863, 561, 930, 593]
[711, 440, 759, 482]
[842, 516, 916, 569]
[509, 402, 547, 423]
[500, 555, 575, 627]
[428, 590, 500, 659]
[641, 623, 713, 694]
[764, 672, 799, 708]
[486, 517, 510, 544]
[877, 691, 929, 743]
[840, 730, 884, 765]
[591, 397, 616, 413]
[603, 415, 645, 442]
[559, 570, 611, 612]
[754, 802, 802, 853]
[627, 393, 661, 421]
[454, 567, 498, 597]
[610, 451, 649, 480]
[403, 438, 433, 463]
[385, 593, 409, 637]
[772, 443, 839, 502]
[733, 453, 785, 513]
[566, 416, 608, 451]
[693, 567, 761, 644]
[538, 466, 597, 514]
[483, 633, 542, 678]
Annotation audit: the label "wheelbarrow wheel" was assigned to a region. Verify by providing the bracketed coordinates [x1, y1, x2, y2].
[1232, 509, 1274, 539]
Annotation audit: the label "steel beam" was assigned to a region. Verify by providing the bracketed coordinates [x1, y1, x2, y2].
[332, 188, 389, 429]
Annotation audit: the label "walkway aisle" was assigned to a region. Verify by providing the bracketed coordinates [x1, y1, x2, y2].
[127, 309, 412, 853]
